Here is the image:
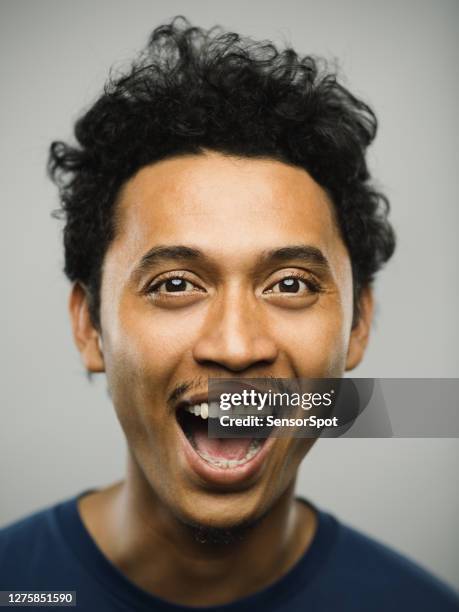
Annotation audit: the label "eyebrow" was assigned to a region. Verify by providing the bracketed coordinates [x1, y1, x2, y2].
[131, 245, 202, 282]
[130, 244, 331, 283]
[258, 245, 330, 269]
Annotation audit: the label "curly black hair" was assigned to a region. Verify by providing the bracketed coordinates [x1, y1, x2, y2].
[48, 16, 395, 328]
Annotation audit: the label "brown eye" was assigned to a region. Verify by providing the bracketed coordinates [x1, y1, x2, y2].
[264, 274, 323, 298]
[277, 278, 302, 293]
[149, 276, 200, 294]
[163, 278, 188, 292]
[270, 277, 308, 294]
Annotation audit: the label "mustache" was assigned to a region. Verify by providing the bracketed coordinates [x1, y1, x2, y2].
[167, 374, 292, 409]
[167, 376, 207, 408]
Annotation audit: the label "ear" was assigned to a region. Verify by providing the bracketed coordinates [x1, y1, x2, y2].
[345, 286, 374, 371]
[69, 282, 105, 373]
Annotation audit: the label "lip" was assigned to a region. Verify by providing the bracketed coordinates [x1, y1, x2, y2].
[175, 417, 276, 488]
[173, 380, 277, 487]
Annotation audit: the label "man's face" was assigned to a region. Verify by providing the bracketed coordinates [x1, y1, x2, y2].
[73, 151, 371, 529]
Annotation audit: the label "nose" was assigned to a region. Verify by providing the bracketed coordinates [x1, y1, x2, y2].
[192, 289, 278, 373]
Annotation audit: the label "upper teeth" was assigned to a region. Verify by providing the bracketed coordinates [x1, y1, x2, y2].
[185, 402, 209, 419]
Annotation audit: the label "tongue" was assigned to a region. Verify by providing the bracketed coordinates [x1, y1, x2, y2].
[193, 429, 253, 460]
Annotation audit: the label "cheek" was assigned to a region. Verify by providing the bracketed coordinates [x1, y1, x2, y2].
[101, 298, 204, 437]
[101, 318, 183, 487]
[272, 302, 350, 376]
[104, 299, 189, 383]
[262, 438, 315, 507]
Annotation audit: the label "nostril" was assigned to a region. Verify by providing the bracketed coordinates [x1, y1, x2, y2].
[193, 339, 278, 372]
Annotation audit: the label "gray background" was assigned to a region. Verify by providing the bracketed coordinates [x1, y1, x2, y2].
[1, 0, 458, 590]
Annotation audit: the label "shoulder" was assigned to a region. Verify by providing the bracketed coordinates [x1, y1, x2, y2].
[321, 511, 459, 610]
[0, 503, 56, 553]
[0, 496, 81, 589]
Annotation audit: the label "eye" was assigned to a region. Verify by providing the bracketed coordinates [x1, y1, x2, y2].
[147, 274, 204, 295]
[271, 278, 305, 293]
[265, 274, 322, 295]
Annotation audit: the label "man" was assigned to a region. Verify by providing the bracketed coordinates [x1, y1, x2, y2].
[1, 17, 457, 611]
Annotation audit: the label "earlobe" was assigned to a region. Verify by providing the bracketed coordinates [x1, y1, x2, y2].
[345, 286, 374, 371]
[69, 282, 105, 373]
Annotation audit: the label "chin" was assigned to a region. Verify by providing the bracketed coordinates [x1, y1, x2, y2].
[180, 502, 266, 546]
[172, 484, 274, 534]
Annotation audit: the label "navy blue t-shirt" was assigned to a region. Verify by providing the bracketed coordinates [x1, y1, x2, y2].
[0, 492, 458, 611]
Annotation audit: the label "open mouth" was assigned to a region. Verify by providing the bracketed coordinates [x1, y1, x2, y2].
[176, 402, 267, 469]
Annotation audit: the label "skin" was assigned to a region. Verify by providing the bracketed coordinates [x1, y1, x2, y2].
[70, 151, 373, 606]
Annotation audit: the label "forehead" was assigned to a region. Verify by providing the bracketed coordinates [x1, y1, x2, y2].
[111, 152, 346, 269]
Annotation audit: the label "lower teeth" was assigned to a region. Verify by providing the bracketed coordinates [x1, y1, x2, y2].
[195, 440, 262, 469]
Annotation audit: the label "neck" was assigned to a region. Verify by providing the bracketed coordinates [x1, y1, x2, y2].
[79, 455, 317, 607]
